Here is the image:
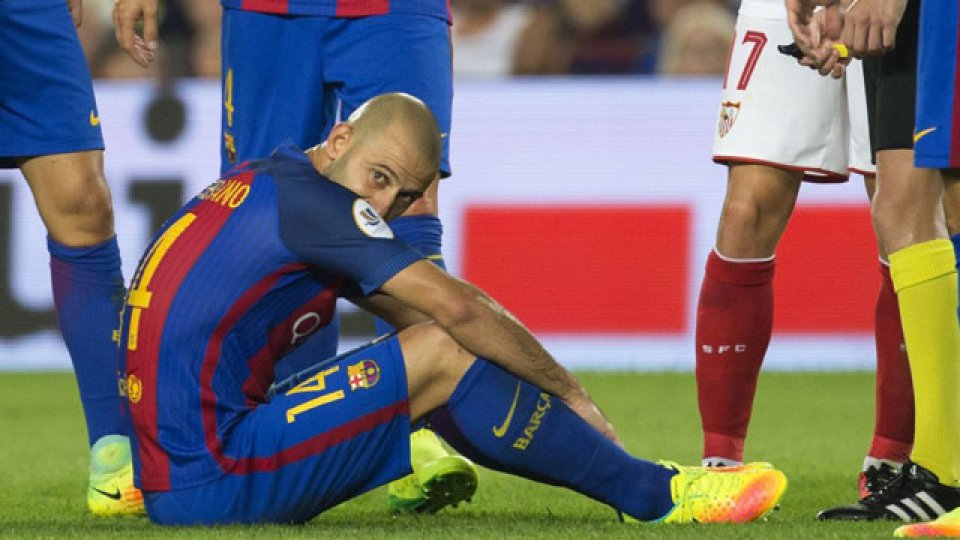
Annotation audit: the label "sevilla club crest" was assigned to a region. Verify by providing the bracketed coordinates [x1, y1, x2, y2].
[718, 101, 741, 138]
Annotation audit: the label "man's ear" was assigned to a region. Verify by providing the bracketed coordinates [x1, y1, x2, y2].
[324, 123, 353, 161]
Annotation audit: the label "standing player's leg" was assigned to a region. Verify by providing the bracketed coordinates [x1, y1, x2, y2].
[696, 164, 799, 466]
[21, 151, 138, 516]
[889, 0, 960, 515]
[702, 7, 850, 466]
[895, 176, 960, 540]
[822, 3, 960, 523]
[322, 13, 472, 513]
[871, 3, 960, 494]
[852, 50, 914, 494]
[862, 171, 913, 496]
[144, 324, 787, 525]
[946, 179, 960, 290]
[0, 0, 138, 515]
[219, 8, 341, 370]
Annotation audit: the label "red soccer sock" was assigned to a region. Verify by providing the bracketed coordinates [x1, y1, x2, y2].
[696, 250, 775, 462]
[869, 262, 914, 463]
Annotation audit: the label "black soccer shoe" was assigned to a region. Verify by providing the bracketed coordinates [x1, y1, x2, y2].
[860, 462, 903, 498]
[818, 462, 960, 522]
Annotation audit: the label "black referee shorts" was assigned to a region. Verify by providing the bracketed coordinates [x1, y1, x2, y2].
[862, 0, 920, 163]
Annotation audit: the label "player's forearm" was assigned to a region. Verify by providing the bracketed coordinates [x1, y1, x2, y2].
[351, 293, 431, 331]
[441, 282, 621, 444]
[441, 279, 585, 402]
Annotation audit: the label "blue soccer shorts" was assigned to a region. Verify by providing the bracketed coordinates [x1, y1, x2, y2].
[220, 8, 453, 176]
[144, 335, 412, 525]
[0, 0, 103, 168]
[915, 1, 960, 168]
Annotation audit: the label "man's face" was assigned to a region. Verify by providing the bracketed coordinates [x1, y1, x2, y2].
[323, 126, 435, 221]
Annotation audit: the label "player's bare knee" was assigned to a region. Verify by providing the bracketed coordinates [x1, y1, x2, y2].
[50, 170, 114, 236]
[398, 322, 473, 384]
[871, 193, 906, 241]
[716, 199, 786, 257]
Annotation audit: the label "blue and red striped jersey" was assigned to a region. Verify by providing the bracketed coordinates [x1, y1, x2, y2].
[220, 0, 451, 22]
[121, 143, 422, 491]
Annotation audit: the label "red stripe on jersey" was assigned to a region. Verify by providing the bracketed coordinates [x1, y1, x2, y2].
[336, 0, 389, 17]
[129, 171, 256, 491]
[200, 262, 307, 469]
[240, 0, 289, 13]
[240, 288, 339, 406]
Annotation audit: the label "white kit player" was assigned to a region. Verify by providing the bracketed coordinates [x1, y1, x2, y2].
[695, 0, 915, 499]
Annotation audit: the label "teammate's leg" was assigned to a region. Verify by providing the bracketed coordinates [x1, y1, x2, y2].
[21, 150, 124, 440]
[21, 151, 138, 516]
[220, 8, 340, 371]
[696, 163, 800, 465]
[0, 0, 139, 515]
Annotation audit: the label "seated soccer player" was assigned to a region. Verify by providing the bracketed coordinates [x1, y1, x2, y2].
[119, 92, 788, 525]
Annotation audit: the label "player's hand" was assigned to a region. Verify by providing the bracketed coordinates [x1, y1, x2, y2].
[563, 390, 624, 448]
[112, 0, 160, 68]
[839, 0, 908, 56]
[792, 5, 849, 78]
[67, 0, 82, 27]
[786, 0, 837, 51]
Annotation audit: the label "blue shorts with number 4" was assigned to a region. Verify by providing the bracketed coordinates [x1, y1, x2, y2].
[144, 335, 412, 525]
[0, 0, 103, 168]
[915, 1, 960, 168]
[220, 8, 453, 176]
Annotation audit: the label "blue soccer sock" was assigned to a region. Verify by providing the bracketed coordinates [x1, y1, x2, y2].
[48, 236, 126, 446]
[375, 215, 445, 336]
[428, 358, 677, 521]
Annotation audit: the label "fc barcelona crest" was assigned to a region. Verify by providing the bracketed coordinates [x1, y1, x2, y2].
[348, 360, 380, 391]
[717, 101, 741, 138]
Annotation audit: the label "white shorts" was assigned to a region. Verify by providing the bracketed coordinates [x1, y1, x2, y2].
[712, 2, 875, 181]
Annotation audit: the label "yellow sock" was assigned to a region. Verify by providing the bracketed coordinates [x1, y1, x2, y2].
[890, 239, 960, 486]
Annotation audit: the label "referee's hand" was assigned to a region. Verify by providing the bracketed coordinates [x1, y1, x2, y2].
[839, 0, 908, 57]
[785, 0, 835, 51]
[112, 0, 159, 68]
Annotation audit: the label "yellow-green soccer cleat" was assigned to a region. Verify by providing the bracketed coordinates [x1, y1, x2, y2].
[87, 435, 145, 516]
[657, 462, 787, 524]
[895, 507, 960, 537]
[674, 461, 776, 474]
[387, 428, 479, 514]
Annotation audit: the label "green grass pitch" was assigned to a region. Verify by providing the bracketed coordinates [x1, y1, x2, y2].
[0, 371, 907, 538]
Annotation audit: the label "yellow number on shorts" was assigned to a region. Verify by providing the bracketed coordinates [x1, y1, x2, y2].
[285, 366, 346, 423]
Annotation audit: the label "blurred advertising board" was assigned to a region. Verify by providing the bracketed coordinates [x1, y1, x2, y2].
[0, 79, 876, 370]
